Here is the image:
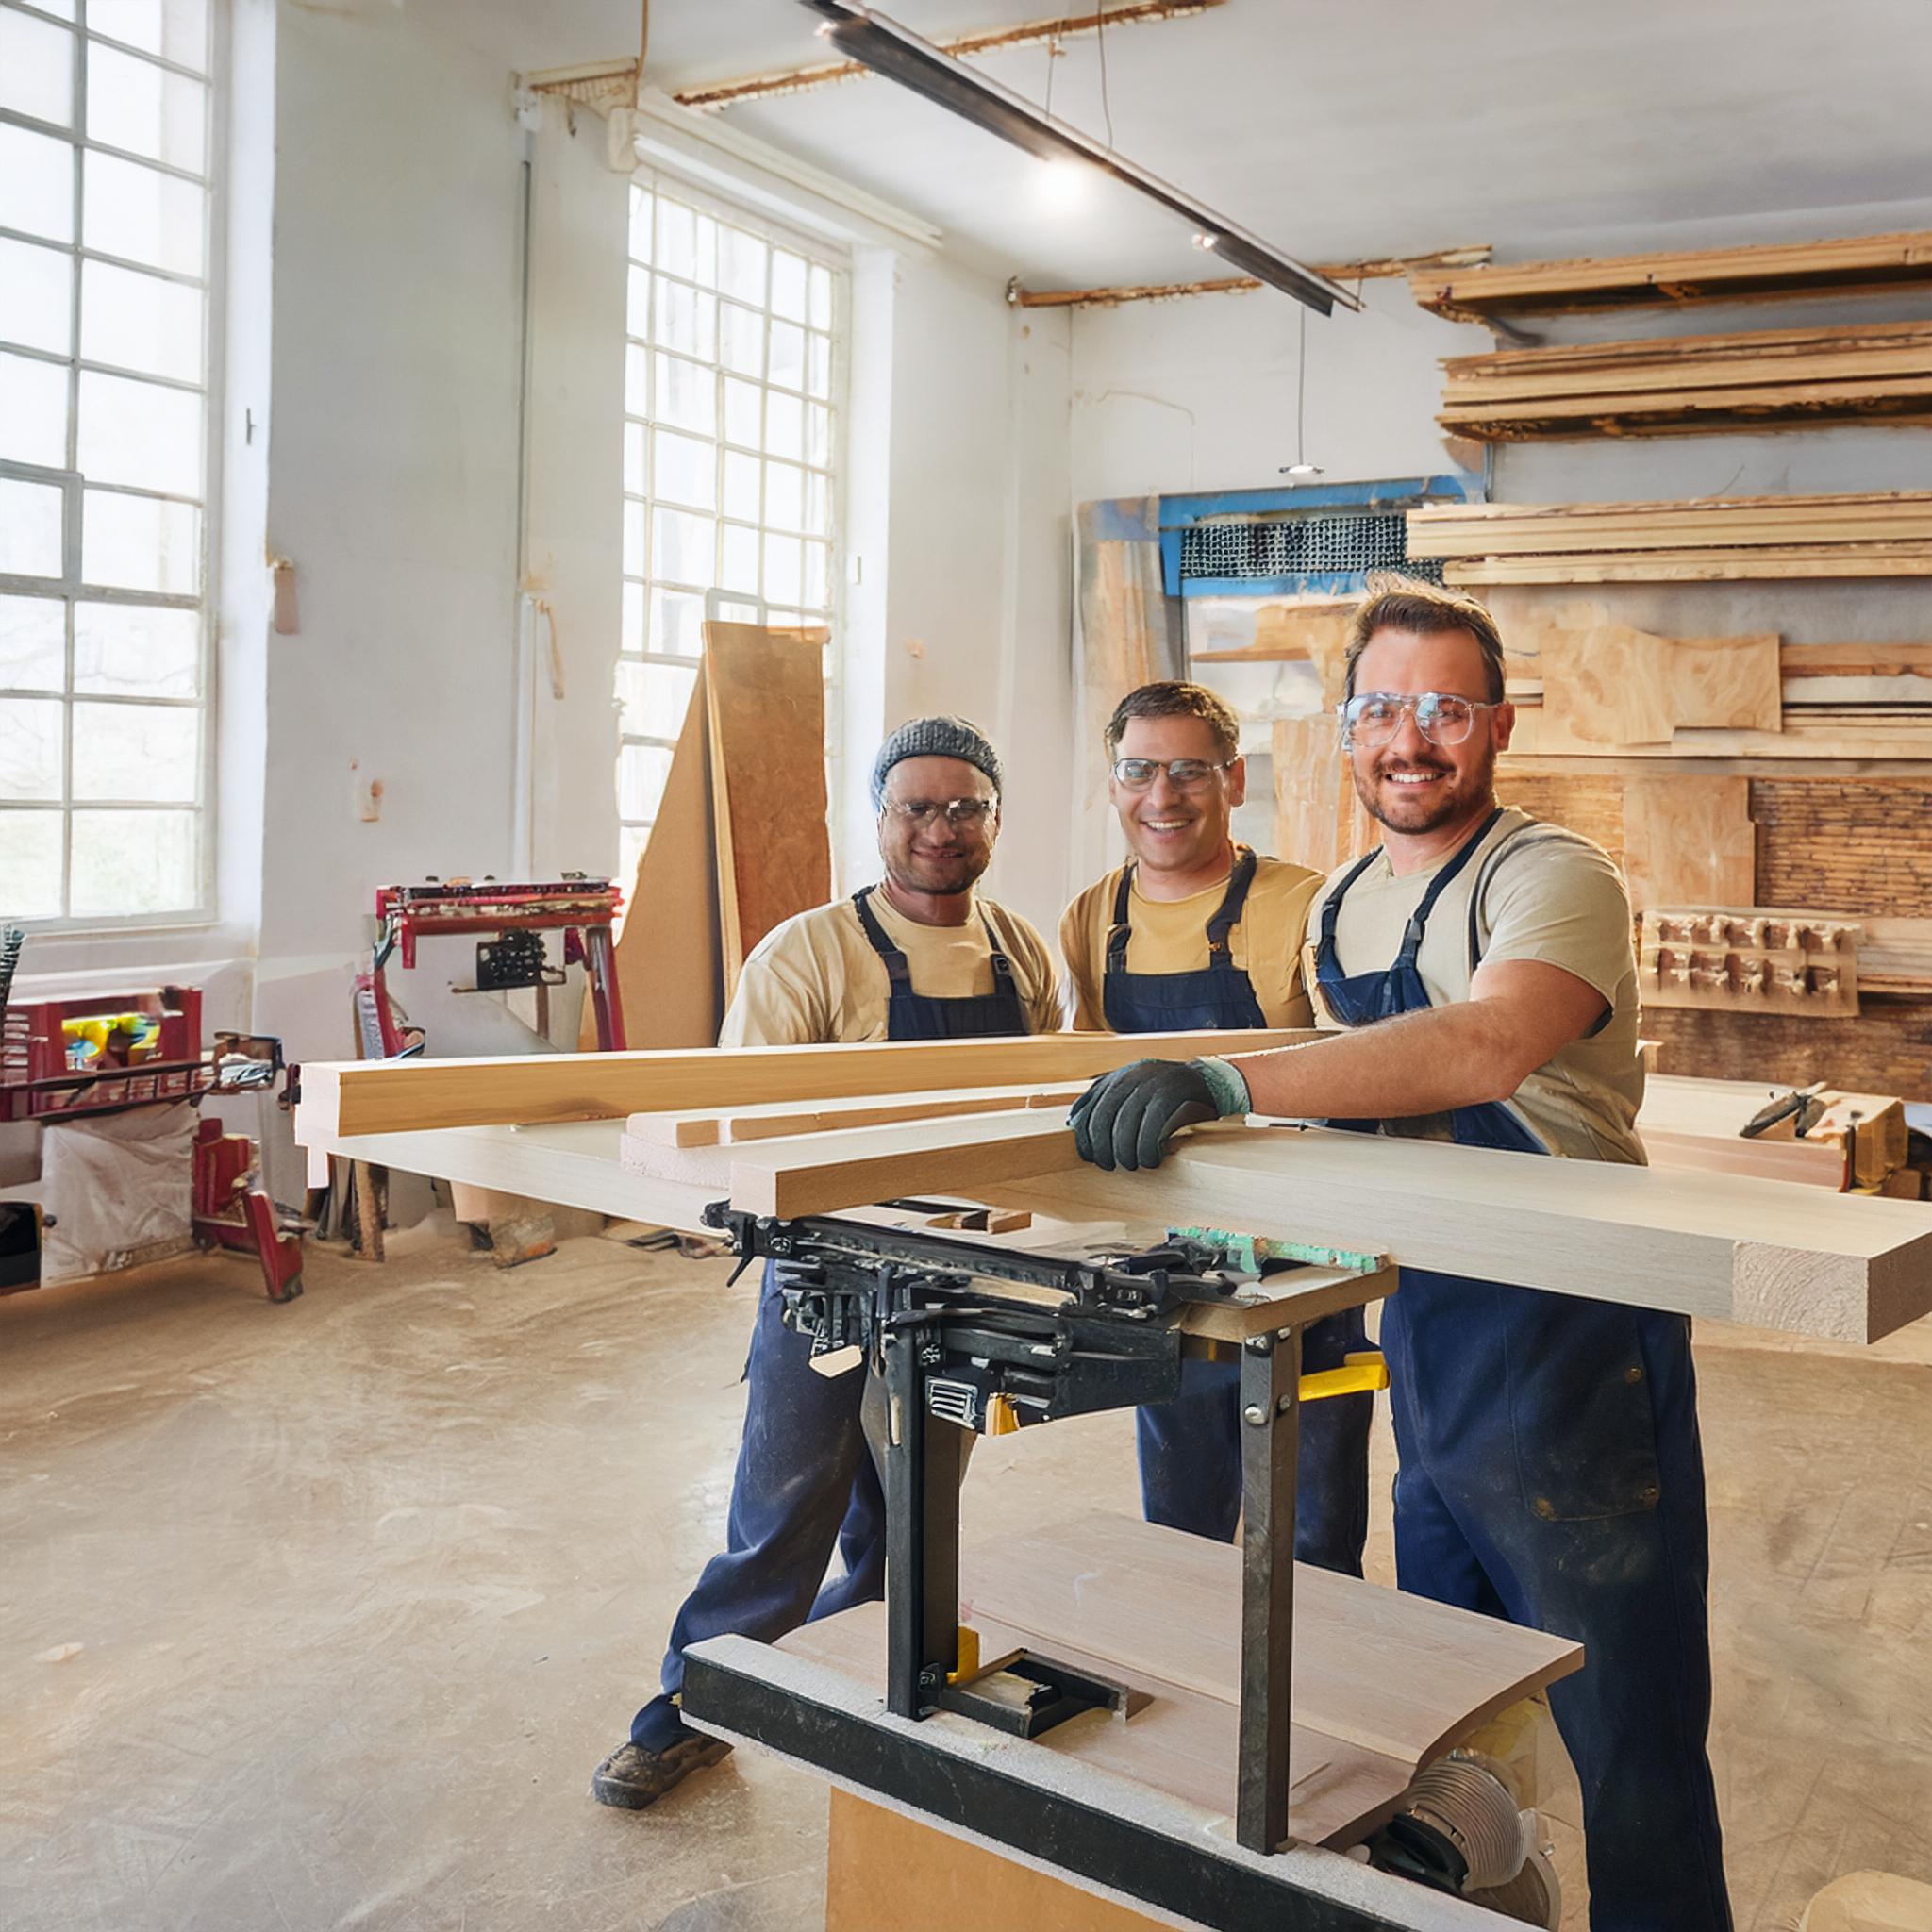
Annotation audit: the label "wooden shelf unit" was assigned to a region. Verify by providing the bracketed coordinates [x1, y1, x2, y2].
[1411, 229, 1932, 325]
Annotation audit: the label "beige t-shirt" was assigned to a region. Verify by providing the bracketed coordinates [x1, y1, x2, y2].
[719, 890, 1061, 1047]
[1301, 808, 1645, 1164]
[1058, 848, 1322, 1031]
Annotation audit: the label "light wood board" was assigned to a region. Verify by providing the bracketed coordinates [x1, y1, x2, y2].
[578, 666, 723, 1052]
[704, 621, 832, 1001]
[295, 1028, 1322, 1139]
[960, 1514, 1580, 1774]
[1622, 774, 1757, 908]
[648, 1108, 1932, 1341]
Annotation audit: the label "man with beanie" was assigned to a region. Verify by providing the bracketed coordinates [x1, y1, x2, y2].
[591, 716, 1059, 1810]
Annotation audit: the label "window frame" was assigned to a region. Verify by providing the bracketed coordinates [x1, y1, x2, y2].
[0, 0, 225, 934]
[617, 168, 848, 884]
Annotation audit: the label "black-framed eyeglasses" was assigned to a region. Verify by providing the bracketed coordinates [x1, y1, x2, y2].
[1336, 691, 1501, 750]
[881, 798, 998, 828]
[1109, 757, 1237, 791]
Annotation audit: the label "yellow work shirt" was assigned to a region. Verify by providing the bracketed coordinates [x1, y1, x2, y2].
[1302, 807, 1645, 1164]
[1058, 848, 1323, 1032]
[719, 890, 1061, 1047]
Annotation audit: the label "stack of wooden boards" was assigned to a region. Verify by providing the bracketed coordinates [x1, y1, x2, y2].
[1407, 493, 1932, 585]
[1411, 228, 1932, 325]
[1413, 229, 1932, 441]
[1438, 321, 1932, 441]
[584, 621, 831, 1054]
[294, 1031, 1932, 1339]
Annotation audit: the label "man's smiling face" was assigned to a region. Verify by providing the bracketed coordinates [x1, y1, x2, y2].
[1110, 714, 1244, 879]
[1346, 625, 1512, 838]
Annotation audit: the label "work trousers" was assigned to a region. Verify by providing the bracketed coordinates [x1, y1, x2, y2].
[1135, 1304, 1374, 1574]
[1384, 1267, 1732, 1932]
[638, 1262, 887, 1738]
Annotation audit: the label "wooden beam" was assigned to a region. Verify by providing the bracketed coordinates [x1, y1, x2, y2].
[294, 1028, 1321, 1139]
[720, 1112, 1932, 1342]
[673, 2, 1227, 111]
[1009, 246, 1491, 310]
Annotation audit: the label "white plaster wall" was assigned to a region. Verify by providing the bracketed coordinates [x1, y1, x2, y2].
[1070, 277, 1488, 505]
[848, 254, 1076, 944]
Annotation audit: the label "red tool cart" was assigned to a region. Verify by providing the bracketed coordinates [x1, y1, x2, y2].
[0, 983, 306, 1303]
[351, 873, 627, 1059]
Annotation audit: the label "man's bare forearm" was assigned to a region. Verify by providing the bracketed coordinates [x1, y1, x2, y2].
[1225, 1001, 1533, 1121]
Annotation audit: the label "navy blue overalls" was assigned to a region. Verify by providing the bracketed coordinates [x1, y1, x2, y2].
[633, 888, 1029, 1749]
[1109, 848, 1373, 1574]
[1315, 810, 1731, 1931]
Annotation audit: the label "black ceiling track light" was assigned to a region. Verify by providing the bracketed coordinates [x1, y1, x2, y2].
[794, 0, 1360, 316]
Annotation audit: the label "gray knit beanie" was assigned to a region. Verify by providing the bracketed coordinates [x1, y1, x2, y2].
[870, 716, 1003, 808]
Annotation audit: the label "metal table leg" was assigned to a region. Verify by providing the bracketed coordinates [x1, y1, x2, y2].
[1237, 1324, 1302, 1853]
[883, 1324, 964, 1719]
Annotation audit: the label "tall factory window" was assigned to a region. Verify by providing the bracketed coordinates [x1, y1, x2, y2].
[616, 174, 845, 891]
[0, 0, 218, 924]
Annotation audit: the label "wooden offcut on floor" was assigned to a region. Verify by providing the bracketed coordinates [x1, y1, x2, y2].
[5, 1226, 1932, 1929]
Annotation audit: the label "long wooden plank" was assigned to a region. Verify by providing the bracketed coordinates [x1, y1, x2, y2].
[960, 1514, 1581, 1774]
[682, 1108, 1932, 1341]
[1448, 548, 1932, 587]
[295, 1028, 1321, 1139]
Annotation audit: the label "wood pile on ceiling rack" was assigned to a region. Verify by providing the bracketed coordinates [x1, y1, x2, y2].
[1405, 492, 1932, 584]
[1410, 228, 1932, 324]
[1437, 320, 1932, 441]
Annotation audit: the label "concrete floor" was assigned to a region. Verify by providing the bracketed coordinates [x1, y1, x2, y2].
[5, 1224, 1932, 1932]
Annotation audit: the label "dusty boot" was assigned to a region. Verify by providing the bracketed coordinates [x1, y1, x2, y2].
[590, 1700, 731, 1809]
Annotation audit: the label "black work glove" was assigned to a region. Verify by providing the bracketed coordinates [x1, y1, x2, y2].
[1070, 1058, 1222, 1173]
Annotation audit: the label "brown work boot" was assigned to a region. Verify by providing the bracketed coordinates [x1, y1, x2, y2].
[589, 1731, 732, 1809]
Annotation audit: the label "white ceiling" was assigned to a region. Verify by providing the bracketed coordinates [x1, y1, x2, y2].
[492, 0, 1932, 291]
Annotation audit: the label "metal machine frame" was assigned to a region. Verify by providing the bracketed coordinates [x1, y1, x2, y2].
[693, 1206, 1383, 1861]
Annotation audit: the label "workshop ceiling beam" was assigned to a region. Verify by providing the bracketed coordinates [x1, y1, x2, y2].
[671, 2, 1226, 112]
[1008, 246, 1492, 308]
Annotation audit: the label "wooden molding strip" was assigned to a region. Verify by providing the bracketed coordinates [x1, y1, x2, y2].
[295, 1028, 1319, 1139]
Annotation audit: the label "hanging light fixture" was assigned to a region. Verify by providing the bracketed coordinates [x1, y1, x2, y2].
[796, 0, 1359, 317]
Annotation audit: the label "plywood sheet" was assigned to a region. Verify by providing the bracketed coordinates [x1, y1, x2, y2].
[578, 668, 722, 1052]
[1535, 611, 1781, 749]
[1623, 774, 1756, 908]
[959, 1514, 1580, 1774]
[703, 622, 831, 1000]
[787, 1601, 1417, 1854]
[826, 1790, 1175, 1932]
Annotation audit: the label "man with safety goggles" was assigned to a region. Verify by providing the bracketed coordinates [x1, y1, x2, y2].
[1058, 680, 1372, 1574]
[1067, 579, 1729, 1931]
[592, 716, 1060, 1812]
